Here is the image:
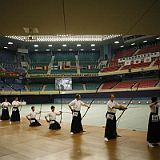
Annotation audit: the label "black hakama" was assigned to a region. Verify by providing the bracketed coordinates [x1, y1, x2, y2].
[49, 120, 61, 130]
[147, 112, 160, 143]
[71, 111, 83, 133]
[29, 118, 41, 127]
[105, 112, 117, 140]
[10, 107, 20, 121]
[1, 107, 10, 120]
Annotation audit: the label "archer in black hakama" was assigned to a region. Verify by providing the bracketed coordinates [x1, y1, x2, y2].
[1, 107, 10, 120]
[29, 118, 41, 127]
[69, 94, 89, 134]
[104, 94, 126, 141]
[1, 98, 11, 120]
[26, 106, 41, 127]
[105, 112, 117, 139]
[10, 107, 20, 121]
[49, 120, 61, 130]
[71, 111, 83, 134]
[147, 97, 160, 147]
[45, 106, 61, 130]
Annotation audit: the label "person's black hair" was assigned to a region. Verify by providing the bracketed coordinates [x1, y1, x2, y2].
[151, 97, 157, 103]
[51, 106, 55, 109]
[31, 106, 35, 110]
[75, 94, 80, 99]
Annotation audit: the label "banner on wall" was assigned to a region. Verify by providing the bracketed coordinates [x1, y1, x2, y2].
[144, 57, 151, 63]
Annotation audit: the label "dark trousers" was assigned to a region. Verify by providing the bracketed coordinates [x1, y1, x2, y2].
[105, 112, 117, 139]
[71, 111, 83, 133]
[147, 113, 160, 143]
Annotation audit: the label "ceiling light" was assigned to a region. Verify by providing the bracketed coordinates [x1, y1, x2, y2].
[77, 44, 81, 47]
[8, 42, 13, 45]
[156, 37, 160, 40]
[80, 49, 84, 51]
[48, 44, 52, 47]
[57, 49, 61, 51]
[131, 43, 135, 46]
[34, 44, 39, 47]
[4, 46, 8, 49]
[114, 41, 119, 44]
[120, 45, 124, 48]
[62, 44, 67, 47]
[46, 49, 50, 51]
[34, 49, 38, 52]
[69, 49, 73, 51]
[92, 49, 95, 51]
[91, 44, 95, 47]
[143, 40, 147, 43]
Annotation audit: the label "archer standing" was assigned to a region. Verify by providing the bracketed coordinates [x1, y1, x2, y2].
[11, 97, 21, 122]
[104, 94, 126, 141]
[69, 94, 90, 134]
[147, 97, 160, 147]
[1, 98, 11, 120]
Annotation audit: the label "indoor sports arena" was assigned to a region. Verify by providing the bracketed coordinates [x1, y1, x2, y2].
[0, 0, 160, 160]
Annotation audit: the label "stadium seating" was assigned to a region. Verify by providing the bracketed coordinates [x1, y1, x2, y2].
[121, 62, 151, 70]
[28, 84, 43, 91]
[80, 69, 99, 73]
[134, 79, 159, 88]
[28, 70, 48, 74]
[72, 83, 83, 90]
[101, 81, 119, 89]
[135, 44, 160, 55]
[114, 48, 136, 59]
[101, 65, 120, 72]
[113, 80, 137, 89]
[85, 83, 100, 90]
[153, 59, 160, 66]
[78, 52, 100, 67]
[45, 84, 55, 91]
[51, 69, 77, 74]
[29, 53, 51, 63]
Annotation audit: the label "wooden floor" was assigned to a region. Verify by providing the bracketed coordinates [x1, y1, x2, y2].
[0, 118, 159, 160]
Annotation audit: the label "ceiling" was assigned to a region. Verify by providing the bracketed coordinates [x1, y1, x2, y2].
[0, 0, 160, 36]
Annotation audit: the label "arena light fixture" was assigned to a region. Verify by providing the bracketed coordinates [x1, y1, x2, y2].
[46, 49, 50, 51]
[57, 49, 61, 51]
[114, 41, 119, 44]
[120, 45, 124, 48]
[62, 44, 67, 47]
[8, 42, 13, 45]
[69, 49, 73, 51]
[6, 35, 122, 42]
[156, 37, 160, 40]
[48, 44, 52, 47]
[77, 44, 81, 47]
[131, 43, 135, 46]
[34, 44, 39, 47]
[143, 40, 147, 43]
[34, 49, 38, 51]
[4, 46, 8, 49]
[80, 49, 84, 51]
[92, 49, 95, 51]
[91, 44, 95, 47]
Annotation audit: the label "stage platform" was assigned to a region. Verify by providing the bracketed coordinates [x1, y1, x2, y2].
[0, 118, 159, 160]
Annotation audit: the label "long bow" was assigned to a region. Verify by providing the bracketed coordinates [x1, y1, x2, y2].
[38, 104, 43, 120]
[116, 82, 140, 124]
[81, 82, 103, 120]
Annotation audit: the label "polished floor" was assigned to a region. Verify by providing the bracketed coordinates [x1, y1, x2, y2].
[0, 118, 159, 160]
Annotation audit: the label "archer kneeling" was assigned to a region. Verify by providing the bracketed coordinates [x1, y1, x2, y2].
[104, 94, 127, 142]
[45, 106, 61, 130]
[26, 106, 41, 127]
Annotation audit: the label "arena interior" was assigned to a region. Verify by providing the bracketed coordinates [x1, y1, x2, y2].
[0, 0, 160, 160]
